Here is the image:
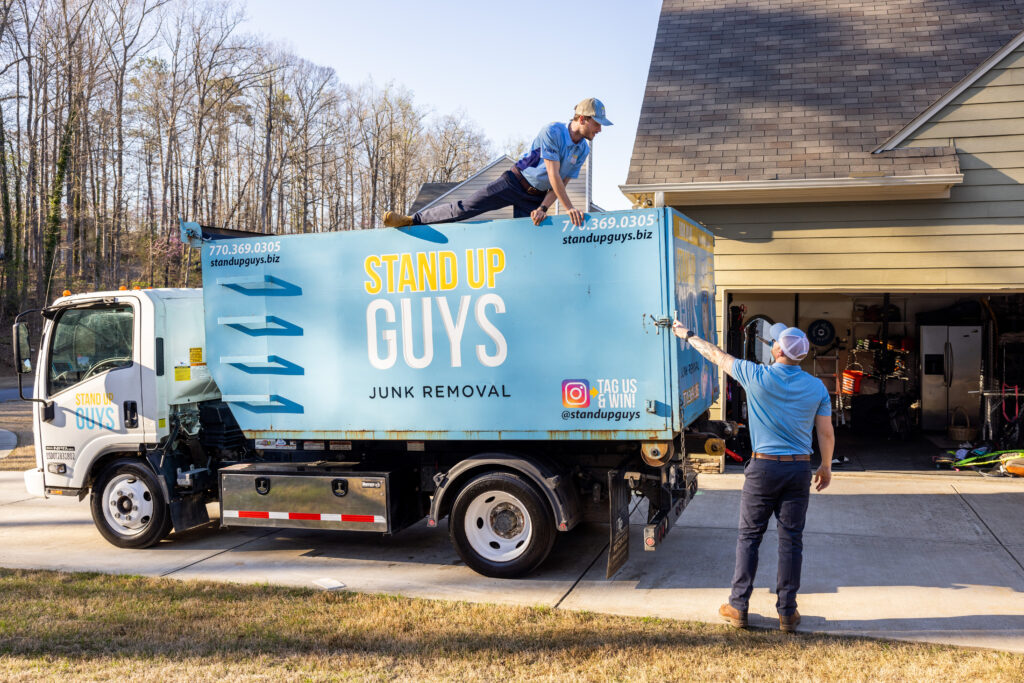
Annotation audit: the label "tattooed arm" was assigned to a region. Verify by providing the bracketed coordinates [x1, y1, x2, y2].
[671, 320, 738, 379]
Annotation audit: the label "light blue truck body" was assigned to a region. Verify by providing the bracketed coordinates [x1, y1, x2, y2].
[185, 207, 718, 443]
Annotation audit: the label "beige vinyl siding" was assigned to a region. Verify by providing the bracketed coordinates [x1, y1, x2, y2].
[552, 157, 593, 214]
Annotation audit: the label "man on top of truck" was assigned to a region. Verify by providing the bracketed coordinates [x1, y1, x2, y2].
[382, 97, 610, 229]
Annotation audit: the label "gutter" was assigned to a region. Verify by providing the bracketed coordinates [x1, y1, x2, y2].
[619, 173, 964, 207]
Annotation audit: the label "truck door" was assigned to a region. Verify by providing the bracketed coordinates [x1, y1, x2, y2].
[36, 300, 145, 490]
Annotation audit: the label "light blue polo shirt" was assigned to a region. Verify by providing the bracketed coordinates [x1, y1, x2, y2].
[731, 359, 831, 455]
[515, 122, 589, 192]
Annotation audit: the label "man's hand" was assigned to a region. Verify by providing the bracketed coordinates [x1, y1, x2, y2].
[531, 208, 547, 226]
[814, 466, 832, 491]
[672, 320, 691, 340]
[543, 159, 581, 225]
[671, 318, 737, 377]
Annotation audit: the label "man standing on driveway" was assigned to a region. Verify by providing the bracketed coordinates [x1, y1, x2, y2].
[382, 98, 610, 228]
[672, 320, 834, 632]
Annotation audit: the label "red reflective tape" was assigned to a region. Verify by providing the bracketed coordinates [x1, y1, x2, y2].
[341, 514, 375, 523]
[229, 510, 380, 523]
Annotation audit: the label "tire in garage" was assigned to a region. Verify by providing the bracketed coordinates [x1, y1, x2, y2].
[90, 458, 172, 548]
[449, 471, 556, 578]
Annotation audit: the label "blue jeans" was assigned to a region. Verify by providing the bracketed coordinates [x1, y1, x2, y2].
[413, 170, 543, 225]
[729, 458, 812, 616]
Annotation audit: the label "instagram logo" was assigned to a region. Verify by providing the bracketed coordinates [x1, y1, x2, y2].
[562, 379, 590, 408]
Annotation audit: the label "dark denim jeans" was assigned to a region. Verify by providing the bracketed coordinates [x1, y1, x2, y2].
[413, 170, 543, 225]
[729, 458, 813, 617]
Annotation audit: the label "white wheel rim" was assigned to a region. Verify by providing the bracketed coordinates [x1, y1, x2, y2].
[463, 490, 533, 563]
[101, 473, 155, 537]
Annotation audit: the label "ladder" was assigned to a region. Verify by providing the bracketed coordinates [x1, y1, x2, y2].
[812, 353, 846, 426]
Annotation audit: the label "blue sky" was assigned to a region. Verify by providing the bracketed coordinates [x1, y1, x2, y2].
[241, 0, 664, 210]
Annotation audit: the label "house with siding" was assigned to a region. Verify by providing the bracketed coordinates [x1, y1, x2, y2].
[621, 0, 1024, 442]
[411, 154, 600, 222]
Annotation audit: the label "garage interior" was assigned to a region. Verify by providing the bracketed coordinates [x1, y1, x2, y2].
[722, 292, 1024, 473]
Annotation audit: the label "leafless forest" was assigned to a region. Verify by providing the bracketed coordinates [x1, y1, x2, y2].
[0, 0, 497, 325]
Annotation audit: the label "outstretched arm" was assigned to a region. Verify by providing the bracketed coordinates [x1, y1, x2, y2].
[672, 320, 737, 378]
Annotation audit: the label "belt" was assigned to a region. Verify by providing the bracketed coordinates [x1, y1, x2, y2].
[753, 453, 811, 462]
[509, 166, 545, 196]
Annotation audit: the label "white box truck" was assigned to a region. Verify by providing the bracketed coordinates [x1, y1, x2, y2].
[13, 208, 729, 577]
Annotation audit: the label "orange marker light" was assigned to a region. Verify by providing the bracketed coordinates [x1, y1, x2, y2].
[118, 286, 128, 291]
[62, 289, 71, 296]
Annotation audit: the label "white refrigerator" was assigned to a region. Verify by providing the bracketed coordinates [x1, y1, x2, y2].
[920, 325, 982, 431]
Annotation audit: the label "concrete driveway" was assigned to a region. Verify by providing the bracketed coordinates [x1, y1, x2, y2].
[0, 468, 1022, 652]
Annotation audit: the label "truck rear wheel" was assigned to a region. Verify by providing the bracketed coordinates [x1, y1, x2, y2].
[90, 459, 171, 548]
[449, 471, 555, 578]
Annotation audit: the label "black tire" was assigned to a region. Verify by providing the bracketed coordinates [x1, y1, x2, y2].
[449, 471, 556, 578]
[90, 458, 171, 548]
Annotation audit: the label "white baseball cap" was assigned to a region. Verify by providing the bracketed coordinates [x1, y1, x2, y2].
[769, 322, 810, 361]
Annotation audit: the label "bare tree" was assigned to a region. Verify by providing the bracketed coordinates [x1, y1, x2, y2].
[0, 0, 497, 316]
[98, 0, 166, 283]
[425, 111, 491, 183]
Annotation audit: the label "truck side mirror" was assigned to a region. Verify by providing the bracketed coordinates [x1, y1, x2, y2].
[13, 322, 32, 373]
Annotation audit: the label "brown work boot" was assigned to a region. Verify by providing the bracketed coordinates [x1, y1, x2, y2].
[779, 610, 801, 633]
[719, 603, 748, 628]
[383, 211, 413, 228]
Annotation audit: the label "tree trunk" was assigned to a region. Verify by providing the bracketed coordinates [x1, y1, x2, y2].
[42, 108, 75, 305]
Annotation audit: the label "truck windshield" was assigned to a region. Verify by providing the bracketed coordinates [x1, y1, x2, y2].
[48, 304, 134, 395]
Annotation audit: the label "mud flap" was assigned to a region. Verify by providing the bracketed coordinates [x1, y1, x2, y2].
[606, 468, 631, 578]
[170, 492, 210, 533]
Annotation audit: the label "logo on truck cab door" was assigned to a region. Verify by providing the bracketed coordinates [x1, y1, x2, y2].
[73, 391, 117, 430]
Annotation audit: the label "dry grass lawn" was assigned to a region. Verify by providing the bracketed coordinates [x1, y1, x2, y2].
[0, 569, 1021, 682]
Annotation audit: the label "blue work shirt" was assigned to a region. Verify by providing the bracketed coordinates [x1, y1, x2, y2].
[516, 122, 589, 192]
[732, 359, 831, 455]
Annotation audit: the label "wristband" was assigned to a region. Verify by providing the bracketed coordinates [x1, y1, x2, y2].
[538, 205, 548, 213]
[685, 330, 695, 340]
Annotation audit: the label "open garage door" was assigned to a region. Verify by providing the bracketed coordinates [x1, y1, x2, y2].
[721, 292, 1024, 473]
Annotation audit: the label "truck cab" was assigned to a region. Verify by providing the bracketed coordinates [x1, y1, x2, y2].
[18, 288, 219, 545]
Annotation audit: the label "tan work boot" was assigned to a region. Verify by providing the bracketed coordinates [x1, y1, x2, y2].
[719, 603, 748, 628]
[383, 211, 414, 228]
[779, 610, 801, 633]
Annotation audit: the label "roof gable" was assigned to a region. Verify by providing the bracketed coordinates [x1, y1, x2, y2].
[409, 182, 459, 214]
[418, 155, 516, 212]
[877, 28, 1024, 151]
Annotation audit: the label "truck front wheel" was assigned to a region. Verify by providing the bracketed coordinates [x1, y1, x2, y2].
[449, 471, 556, 578]
[90, 459, 172, 548]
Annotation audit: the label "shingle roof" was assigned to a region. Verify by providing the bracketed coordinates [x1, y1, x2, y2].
[627, 0, 1024, 186]
[410, 182, 459, 214]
